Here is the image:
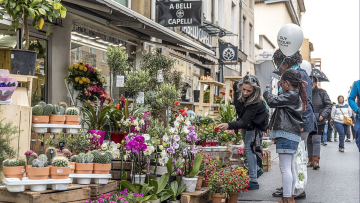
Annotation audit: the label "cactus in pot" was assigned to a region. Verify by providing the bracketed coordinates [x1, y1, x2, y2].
[92, 150, 112, 174]
[24, 150, 38, 172]
[45, 147, 57, 165]
[75, 153, 94, 174]
[32, 103, 52, 124]
[27, 154, 49, 180]
[50, 156, 70, 179]
[2, 158, 26, 180]
[50, 104, 66, 124]
[65, 107, 81, 125]
[59, 102, 68, 110]
[65, 151, 76, 174]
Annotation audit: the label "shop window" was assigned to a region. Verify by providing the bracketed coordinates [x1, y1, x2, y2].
[114, 0, 128, 7]
[102, 51, 106, 62]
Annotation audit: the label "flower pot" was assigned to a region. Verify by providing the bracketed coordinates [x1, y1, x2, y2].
[202, 177, 208, 187]
[93, 163, 111, 174]
[211, 193, 226, 203]
[169, 175, 176, 184]
[228, 191, 240, 203]
[10, 49, 37, 76]
[32, 115, 49, 124]
[50, 167, 70, 179]
[75, 163, 93, 174]
[150, 199, 161, 203]
[49, 115, 66, 124]
[205, 101, 210, 103]
[211, 142, 219, 147]
[65, 115, 81, 125]
[3, 166, 25, 180]
[213, 107, 218, 111]
[69, 162, 76, 174]
[89, 130, 106, 145]
[196, 175, 203, 190]
[181, 176, 198, 192]
[25, 165, 32, 173]
[27, 167, 50, 180]
[130, 174, 146, 184]
[110, 132, 128, 144]
[202, 142, 211, 147]
[155, 166, 167, 175]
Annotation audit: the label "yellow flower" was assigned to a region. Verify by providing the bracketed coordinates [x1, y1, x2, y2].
[39, 18, 44, 29]
[74, 64, 79, 69]
[86, 78, 90, 83]
[79, 81, 83, 84]
[70, 65, 73, 69]
[79, 66, 84, 71]
[75, 77, 79, 82]
[82, 77, 86, 82]
[78, 61, 82, 64]
[84, 67, 87, 72]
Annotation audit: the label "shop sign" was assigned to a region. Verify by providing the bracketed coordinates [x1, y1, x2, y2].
[219, 42, 238, 65]
[157, 1, 202, 27]
[258, 49, 274, 61]
[181, 26, 212, 47]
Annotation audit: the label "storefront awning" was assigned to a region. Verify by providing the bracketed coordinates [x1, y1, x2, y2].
[199, 20, 237, 37]
[63, 0, 215, 56]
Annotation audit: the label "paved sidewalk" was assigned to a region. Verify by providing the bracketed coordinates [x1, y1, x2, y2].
[238, 140, 359, 203]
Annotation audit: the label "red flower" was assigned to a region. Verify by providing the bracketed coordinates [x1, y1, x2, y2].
[215, 128, 219, 132]
[115, 104, 120, 110]
[174, 101, 179, 105]
[180, 109, 185, 112]
[119, 95, 126, 107]
[216, 95, 219, 98]
[181, 112, 187, 117]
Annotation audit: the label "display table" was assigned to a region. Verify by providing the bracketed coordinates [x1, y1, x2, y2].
[194, 80, 225, 115]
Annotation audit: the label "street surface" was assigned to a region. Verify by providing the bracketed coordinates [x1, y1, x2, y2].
[237, 140, 359, 203]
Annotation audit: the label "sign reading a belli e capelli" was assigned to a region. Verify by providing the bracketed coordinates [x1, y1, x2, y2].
[157, 1, 202, 27]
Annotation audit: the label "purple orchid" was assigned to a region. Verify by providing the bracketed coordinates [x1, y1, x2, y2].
[135, 136, 145, 143]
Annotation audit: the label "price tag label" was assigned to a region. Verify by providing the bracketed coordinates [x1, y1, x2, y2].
[70, 165, 74, 168]
[221, 199, 226, 202]
[59, 142, 65, 147]
[57, 169, 63, 173]
[11, 54, 14, 59]
[35, 118, 39, 121]
[116, 75, 125, 87]
[157, 70, 163, 82]
[136, 92, 144, 104]
[50, 149, 54, 155]
[22, 169, 25, 173]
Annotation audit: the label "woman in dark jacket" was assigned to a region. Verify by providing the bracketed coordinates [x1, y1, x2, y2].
[264, 69, 307, 203]
[218, 74, 268, 190]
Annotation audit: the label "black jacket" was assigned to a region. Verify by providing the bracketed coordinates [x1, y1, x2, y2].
[264, 89, 303, 136]
[312, 87, 332, 126]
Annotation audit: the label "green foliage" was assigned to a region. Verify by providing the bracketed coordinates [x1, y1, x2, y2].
[0, 111, 19, 172]
[124, 70, 151, 97]
[166, 158, 184, 176]
[193, 115, 215, 126]
[66, 132, 93, 154]
[76, 152, 94, 163]
[217, 100, 237, 123]
[150, 174, 169, 196]
[189, 153, 204, 178]
[262, 141, 268, 148]
[44, 134, 56, 147]
[52, 104, 65, 115]
[160, 181, 186, 201]
[3, 158, 25, 167]
[81, 102, 113, 131]
[70, 155, 78, 162]
[155, 83, 180, 108]
[52, 156, 69, 167]
[120, 180, 158, 203]
[107, 45, 130, 75]
[91, 150, 112, 164]
[204, 92, 210, 102]
[32, 154, 48, 167]
[146, 118, 169, 139]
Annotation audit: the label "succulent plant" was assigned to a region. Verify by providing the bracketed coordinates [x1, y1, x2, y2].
[45, 147, 57, 165]
[59, 102, 68, 109]
[62, 149, 72, 160]
[38, 101, 46, 108]
[76, 152, 94, 163]
[32, 103, 53, 116]
[91, 150, 112, 164]
[28, 153, 38, 165]
[3, 158, 26, 167]
[52, 156, 69, 167]
[52, 105, 65, 115]
[43, 104, 53, 116]
[65, 107, 80, 115]
[70, 155, 78, 162]
[32, 105, 43, 116]
[32, 154, 48, 167]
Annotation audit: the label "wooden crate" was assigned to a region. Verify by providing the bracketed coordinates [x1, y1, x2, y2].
[263, 164, 271, 172]
[111, 170, 131, 180]
[180, 187, 211, 203]
[232, 153, 242, 159]
[0, 184, 90, 203]
[230, 158, 245, 168]
[88, 180, 117, 200]
[204, 151, 231, 159]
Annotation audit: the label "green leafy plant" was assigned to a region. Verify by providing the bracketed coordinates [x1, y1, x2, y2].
[32, 154, 48, 167]
[124, 70, 151, 98]
[0, 112, 19, 173]
[166, 158, 184, 176]
[262, 141, 268, 148]
[66, 132, 93, 154]
[81, 102, 113, 131]
[52, 156, 69, 167]
[149, 174, 169, 198]
[120, 181, 158, 203]
[204, 92, 210, 102]
[0, 0, 67, 50]
[160, 181, 186, 201]
[3, 158, 25, 167]
[217, 100, 236, 123]
[188, 153, 203, 178]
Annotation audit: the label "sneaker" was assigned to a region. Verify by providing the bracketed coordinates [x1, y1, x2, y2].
[257, 169, 264, 178]
[294, 191, 306, 199]
[345, 139, 351, 142]
[248, 181, 259, 190]
[335, 138, 338, 142]
[324, 142, 327, 146]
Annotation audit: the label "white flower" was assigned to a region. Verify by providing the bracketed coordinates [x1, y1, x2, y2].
[116, 143, 121, 148]
[149, 145, 155, 153]
[101, 143, 108, 150]
[123, 155, 128, 161]
[183, 127, 190, 134]
[112, 149, 120, 159]
[144, 148, 152, 156]
[110, 141, 116, 146]
[185, 119, 191, 126]
[174, 121, 180, 129]
[158, 157, 169, 166]
[160, 150, 167, 158]
[173, 135, 180, 142]
[109, 145, 114, 151]
[162, 135, 169, 142]
[143, 134, 150, 141]
[135, 126, 141, 132]
[159, 145, 164, 150]
[176, 115, 184, 122]
[173, 142, 179, 149]
[139, 119, 145, 125]
[133, 119, 138, 126]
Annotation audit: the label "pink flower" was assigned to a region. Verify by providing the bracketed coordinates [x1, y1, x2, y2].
[100, 194, 106, 198]
[97, 199, 104, 203]
[105, 196, 111, 199]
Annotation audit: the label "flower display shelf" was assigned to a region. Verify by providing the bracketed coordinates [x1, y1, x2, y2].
[69, 174, 112, 185]
[30, 132, 76, 155]
[32, 124, 81, 133]
[110, 159, 132, 182]
[201, 146, 227, 152]
[86, 180, 117, 200]
[194, 80, 225, 115]
[3, 177, 72, 192]
[0, 183, 90, 203]
[180, 187, 211, 203]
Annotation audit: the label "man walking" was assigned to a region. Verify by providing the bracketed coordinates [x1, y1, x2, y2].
[348, 80, 360, 151]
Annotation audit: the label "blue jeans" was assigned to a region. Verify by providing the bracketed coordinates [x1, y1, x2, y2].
[334, 122, 350, 149]
[354, 117, 360, 151]
[276, 137, 299, 154]
[322, 122, 328, 143]
[242, 129, 258, 183]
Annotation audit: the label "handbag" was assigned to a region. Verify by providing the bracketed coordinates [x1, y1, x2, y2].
[339, 106, 353, 126]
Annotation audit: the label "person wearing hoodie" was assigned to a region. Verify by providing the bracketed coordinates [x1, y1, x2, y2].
[348, 80, 360, 151]
[308, 77, 332, 169]
[332, 95, 353, 152]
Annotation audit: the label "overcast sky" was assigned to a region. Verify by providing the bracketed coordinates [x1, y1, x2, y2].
[301, 0, 359, 103]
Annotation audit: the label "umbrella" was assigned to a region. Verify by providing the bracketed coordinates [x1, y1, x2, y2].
[310, 68, 330, 82]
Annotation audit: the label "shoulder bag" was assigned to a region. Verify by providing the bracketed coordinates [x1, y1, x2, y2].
[339, 106, 353, 126]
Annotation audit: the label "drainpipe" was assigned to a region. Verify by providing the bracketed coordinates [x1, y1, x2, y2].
[151, 0, 156, 21]
[127, 0, 131, 9]
[240, 0, 243, 51]
[211, 0, 215, 23]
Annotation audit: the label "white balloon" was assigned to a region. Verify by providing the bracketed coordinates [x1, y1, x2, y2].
[277, 24, 304, 56]
[300, 60, 312, 76]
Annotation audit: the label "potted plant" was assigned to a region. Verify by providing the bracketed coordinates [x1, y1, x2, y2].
[0, 0, 66, 75]
[204, 92, 210, 103]
[196, 153, 211, 189]
[109, 98, 130, 144]
[75, 152, 94, 174]
[45, 146, 57, 165]
[50, 156, 70, 179]
[91, 150, 112, 174]
[60, 149, 74, 173]
[181, 153, 203, 192]
[49, 104, 66, 124]
[208, 168, 228, 203]
[226, 167, 249, 203]
[147, 174, 169, 203]
[65, 107, 81, 125]
[211, 127, 219, 147]
[203, 157, 224, 187]
[124, 69, 151, 101]
[2, 158, 26, 180]
[160, 181, 186, 203]
[214, 95, 222, 105]
[66, 132, 93, 155]
[27, 154, 49, 180]
[32, 102, 53, 125]
[24, 150, 38, 172]
[69, 155, 77, 174]
[263, 141, 269, 150]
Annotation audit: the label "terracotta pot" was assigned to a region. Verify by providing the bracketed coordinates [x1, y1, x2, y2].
[228, 191, 240, 203]
[205, 101, 210, 103]
[75, 163, 93, 174]
[211, 193, 226, 203]
[196, 175, 203, 190]
[93, 163, 111, 174]
[69, 162, 76, 174]
[202, 177, 208, 187]
[110, 132, 128, 144]
[65, 115, 81, 125]
[50, 167, 71, 179]
[214, 107, 218, 111]
[32, 115, 49, 124]
[49, 115, 66, 124]
[27, 167, 50, 180]
[3, 166, 25, 180]
[25, 165, 32, 173]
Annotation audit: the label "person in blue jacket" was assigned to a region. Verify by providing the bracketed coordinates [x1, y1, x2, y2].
[271, 49, 317, 200]
[348, 80, 360, 151]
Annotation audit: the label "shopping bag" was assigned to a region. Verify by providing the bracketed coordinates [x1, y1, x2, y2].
[294, 140, 307, 194]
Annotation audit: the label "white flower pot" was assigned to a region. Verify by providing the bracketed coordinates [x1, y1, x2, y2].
[33, 127, 47, 133]
[51, 183, 68, 190]
[155, 166, 167, 175]
[181, 176, 198, 192]
[50, 128, 63, 133]
[30, 184, 47, 192]
[65, 128, 79, 133]
[77, 178, 91, 185]
[149, 199, 161, 203]
[6, 185, 25, 192]
[130, 174, 146, 184]
[94, 178, 109, 184]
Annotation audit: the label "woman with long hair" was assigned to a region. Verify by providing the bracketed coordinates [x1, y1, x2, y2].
[264, 69, 308, 203]
[331, 95, 353, 152]
[218, 74, 268, 190]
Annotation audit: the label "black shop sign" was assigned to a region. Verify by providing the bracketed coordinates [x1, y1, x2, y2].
[157, 1, 202, 27]
[219, 42, 238, 65]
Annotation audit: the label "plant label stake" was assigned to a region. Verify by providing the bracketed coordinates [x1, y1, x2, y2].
[59, 142, 65, 151]
[50, 149, 54, 160]
[157, 70, 163, 82]
[136, 92, 144, 104]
